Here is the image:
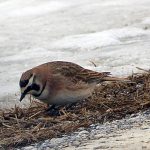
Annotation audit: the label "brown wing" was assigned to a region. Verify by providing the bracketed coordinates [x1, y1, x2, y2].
[47, 61, 111, 84]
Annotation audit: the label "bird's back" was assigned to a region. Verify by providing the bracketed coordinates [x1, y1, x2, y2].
[45, 61, 111, 84]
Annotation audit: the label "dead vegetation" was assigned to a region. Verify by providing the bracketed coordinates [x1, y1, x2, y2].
[0, 71, 150, 148]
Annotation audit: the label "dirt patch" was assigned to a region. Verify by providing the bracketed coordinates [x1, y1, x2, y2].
[0, 72, 150, 149]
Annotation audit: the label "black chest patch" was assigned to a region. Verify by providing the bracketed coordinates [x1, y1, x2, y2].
[31, 83, 40, 91]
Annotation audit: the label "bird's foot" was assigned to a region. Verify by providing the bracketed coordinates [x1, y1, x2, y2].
[44, 105, 61, 116]
[45, 109, 60, 116]
[45, 104, 56, 112]
[44, 103, 78, 116]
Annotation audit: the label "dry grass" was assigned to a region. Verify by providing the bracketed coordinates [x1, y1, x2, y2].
[0, 71, 150, 149]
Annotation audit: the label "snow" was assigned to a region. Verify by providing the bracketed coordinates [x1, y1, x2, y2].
[142, 17, 150, 25]
[0, 0, 150, 108]
[50, 27, 149, 50]
[0, 0, 71, 17]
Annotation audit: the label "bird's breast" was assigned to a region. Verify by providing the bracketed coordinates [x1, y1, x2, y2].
[33, 81, 96, 105]
[48, 85, 95, 105]
[33, 85, 50, 103]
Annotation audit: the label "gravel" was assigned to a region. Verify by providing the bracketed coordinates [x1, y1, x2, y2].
[17, 109, 150, 150]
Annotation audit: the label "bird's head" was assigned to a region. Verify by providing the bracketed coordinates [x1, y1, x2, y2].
[19, 69, 46, 102]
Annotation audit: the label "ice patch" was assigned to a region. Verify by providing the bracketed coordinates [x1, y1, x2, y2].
[142, 17, 150, 25]
[0, 0, 71, 17]
[0, 48, 70, 62]
[10, 1, 70, 17]
[51, 27, 149, 50]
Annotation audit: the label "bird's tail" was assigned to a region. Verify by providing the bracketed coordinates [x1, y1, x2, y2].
[101, 76, 130, 82]
[82, 71, 131, 83]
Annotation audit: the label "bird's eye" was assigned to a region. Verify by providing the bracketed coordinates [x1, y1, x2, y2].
[19, 80, 29, 87]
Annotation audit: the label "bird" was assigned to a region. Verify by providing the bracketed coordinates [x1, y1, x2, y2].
[19, 61, 129, 109]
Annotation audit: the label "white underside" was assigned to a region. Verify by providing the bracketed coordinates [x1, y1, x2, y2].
[36, 83, 96, 105]
[50, 87, 95, 105]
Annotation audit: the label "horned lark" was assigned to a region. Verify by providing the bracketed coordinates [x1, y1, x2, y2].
[19, 61, 128, 106]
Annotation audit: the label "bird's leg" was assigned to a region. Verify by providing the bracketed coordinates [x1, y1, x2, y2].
[45, 104, 56, 112]
[45, 102, 78, 116]
[45, 105, 61, 116]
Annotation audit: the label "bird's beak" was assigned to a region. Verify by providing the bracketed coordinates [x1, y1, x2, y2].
[19, 93, 25, 102]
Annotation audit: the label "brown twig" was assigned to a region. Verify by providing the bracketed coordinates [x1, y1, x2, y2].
[28, 110, 43, 120]
[89, 61, 97, 67]
[0, 72, 150, 148]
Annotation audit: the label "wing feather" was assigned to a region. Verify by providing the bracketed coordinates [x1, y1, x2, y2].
[48, 61, 111, 83]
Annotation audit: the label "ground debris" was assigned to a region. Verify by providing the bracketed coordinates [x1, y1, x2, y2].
[0, 73, 150, 148]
